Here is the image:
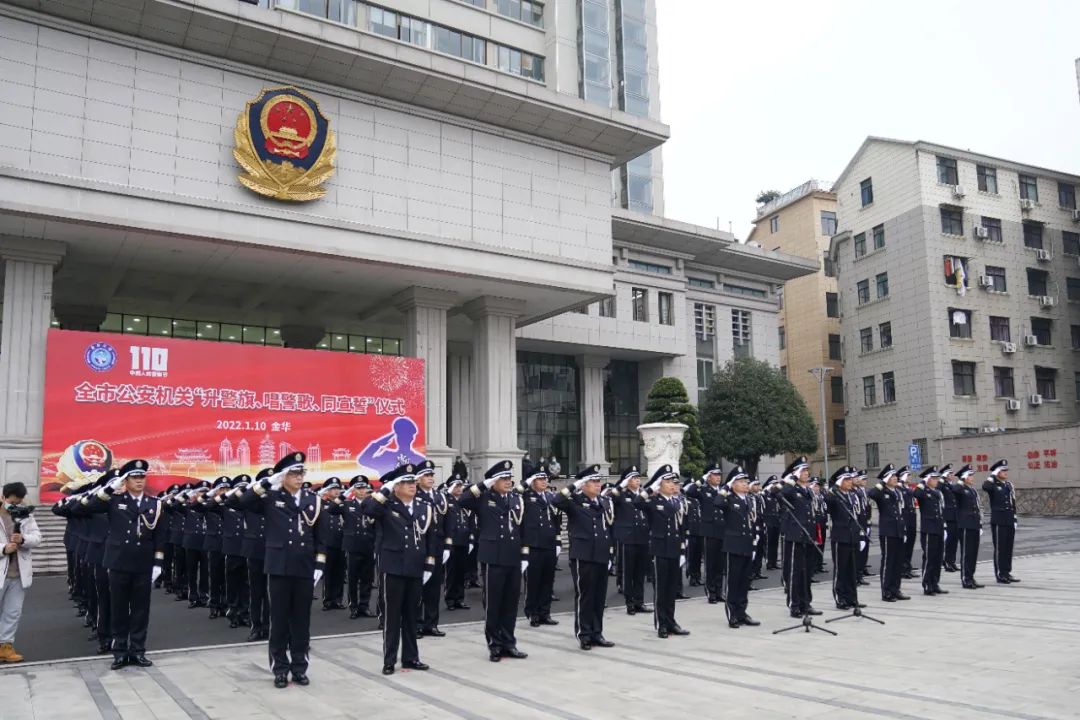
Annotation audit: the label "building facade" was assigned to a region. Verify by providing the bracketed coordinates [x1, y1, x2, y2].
[830, 137, 1080, 475]
[0, 0, 813, 501]
[747, 180, 844, 476]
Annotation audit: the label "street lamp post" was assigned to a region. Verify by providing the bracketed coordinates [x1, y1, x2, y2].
[808, 367, 834, 480]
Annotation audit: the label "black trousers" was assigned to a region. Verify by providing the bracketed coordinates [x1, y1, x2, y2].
[784, 541, 814, 612]
[901, 518, 917, 571]
[207, 550, 226, 609]
[991, 523, 1015, 579]
[944, 520, 959, 567]
[322, 548, 346, 606]
[815, 524, 827, 569]
[109, 569, 152, 656]
[858, 526, 871, 572]
[248, 558, 270, 631]
[94, 563, 111, 644]
[570, 559, 608, 642]
[225, 555, 248, 616]
[172, 545, 187, 596]
[418, 556, 444, 631]
[724, 552, 753, 622]
[466, 545, 479, 584]
[620, 543, 648, 609]
[831, 541, 858, 607]
[879, 535, 903, 598]
[67, 549, 75, 589]
[523, 548, 556, 620]
[161, 544, 173, 587]
[72, 555, 84, 602]
[920, 532, 944, 591]
[781, 537, 792, 589]
[83, 559, 97, 624]
[348, 550, 375, 611]
[752, 534, 765, 576]
[381, 573, 421, 666]
[185, 548, 209, 602]
[703, 537, 724, 600]
[482, 564, 521, 651]
[765, 525, 780, 567]
[652, 556, 680, 631]
[267, 574, 313, 676]
[959, 528, 981, 584]
[444, 546, 468, 607]
[686, 536, 703, 581]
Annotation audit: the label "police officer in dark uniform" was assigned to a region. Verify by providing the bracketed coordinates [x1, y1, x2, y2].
[609, 466, 649, 615]
[180, 480, 210, 608]
[363, 464, 436, 675]
[165, 484, 188, 600]
[413, 461, 450, 637]
[823, 467, 864, 610]
[317, 478, 347, 610]
[867, 464, 908, 602]
[66, 471, 117, 654]
[684, 462, 726, 604]
[334, 476, 377, 619]
[633, 464, 690, 638]
[853, 469, 873, 580]
[456, 461, 530, 662]
[983, 460, 1019, 584]
[914, 466, 947, 595]
[553, 465, 615, 649]
[714, 466, 760, 628]
[748, 478, 768, 582]
[812, 480, 828, 573]
[520, 461, 561, 628]
[227, 471, 270, 641]
[80, 460, 165, 670]
[684, 487, 704, 587]
[939, 464, 959, 572]
[951, 465, 983, 589]
[442, 475, 473, 612]
[771, 457, 819, 618]
[898, 471, 918, 579]
[219, 475, 249, 628]
[196, 476, 229, 619]
[238, 453, 326, 688]
[763, 476, 781, 570]
[156, 484, 179, 592]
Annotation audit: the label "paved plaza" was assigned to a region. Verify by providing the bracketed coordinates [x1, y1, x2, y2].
[2, 551, 1078, 720]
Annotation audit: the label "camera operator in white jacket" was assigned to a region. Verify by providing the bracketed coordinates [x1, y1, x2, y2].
[0, 481, 43, 663]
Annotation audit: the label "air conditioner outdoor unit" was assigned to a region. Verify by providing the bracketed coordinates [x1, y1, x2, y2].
[828, 447, 841, 457]
[953, 185, 966, 198]
[1024, 334, 1039, 346]
[1020, 199, 1036, 211]
[979, 275, 994, 288]
[1040, 295, 1056, 307]
[1073, 209, 1080, 222]
[1036, 249, 1052, 261]
[973, 226, 989, 239]
[1029, 393, 1043, 406]
[1005, 399, 1021, 411]
[1001, 342, 1017, 353]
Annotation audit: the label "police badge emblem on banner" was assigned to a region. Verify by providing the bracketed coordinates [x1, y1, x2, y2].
[233, 86, 337, 202]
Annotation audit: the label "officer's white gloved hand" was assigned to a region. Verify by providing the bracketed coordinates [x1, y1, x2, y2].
[468, 543, 474, 554]
[859, 540, 867, 552]
[107, 476, 126, 493]
[1014, 521, 1018, 530]
[269, 473, 284, 491]
[618, 477, 630, 489]
[980, 529, 984, 537]
[520, 560, 529, 575]
[483, 477, 497, 489]
[752, 552, 756, 562]
[574, 478, 588, 490]
[555, 546, 561, 558]
[943, 531, 948, 543]
[313, 569, 323, 585]
[423, 571, 432, 585]
[608, 560, 612, 572]
[679, 555, 686, 568]
[903, 536, 908, 543]
[151, 566, 162, 584]
[442, 549, 450, 564]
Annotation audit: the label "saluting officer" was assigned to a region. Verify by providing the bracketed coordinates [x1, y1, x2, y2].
[317, 478, 347, 611]
[80, 460, 165, 670]
[748, 478, 768, 582]
[609, 466, 649, 615]
[763, 476, 781, 570]
[156, 484, 178, 592]
[950, 465, 983, 589]
[914, 467, 947, 595]
[165, 484, 188, 600]
[554, 465, 615, 650]
[67, 471, 117, 655]
[413, 461, 450, 637]
[520, 461, 561, 628]
[852, 469, 873, 581]
[238, 453, 326, 689]
[867, 464, 908, 602]
[220, 475, 250, 629]
[181, 480, 210, 608]
[983, 460, 1019, 584]
[823, 467, 864, 610]
[715, 466, 760, 628]
[772, 457, 819, 618]
[684, 462, 726, 604]
[363, 464, 436, 676]
[195, 477, 229, 619]
[457, 461, 530, 663]
[684, 488, 704, 587]
[898, 473, 918, 579]
[227, 470, 270, 641]
[442, 475, 473, 612]
[939, 464, 960, 572]
[633, 465, 690, 638]
[334, 476, 377, 619]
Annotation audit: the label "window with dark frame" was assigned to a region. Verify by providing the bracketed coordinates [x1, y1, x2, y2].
[1031, 317, 1052, 346]
[657, 292, 674, 326]
[977, 165, 998, 194]
[770, 216, 779, 233]
[1060, 182, 1077, 210]
[599, 296, 616, 318]
[823, 251, 836, 278]
[879, 321, 892, 348]
[863, 376, 876, 406]
[831, 375, 844, 404]
[854, 232, 866, 258]
[821, 211, 838, 236]
[1019, 174, 1039, 202]
[1027, 269, 1049, 296]
[829, 333, 842, 360]
[941, 207, 964, 235]
[860, 328, 873, 353]
[1023, 222, 1044, 249]
[873, 224, 885, 249]
[993, 367, 1014, 398]
[826, 292, 840, 317]
[949, 309, 972, 339]
[631, 287, 647, 322]
[857, 280, 870, 305]
[778, 326, 786, 350]
[866, 442, 879, 468]
[1068, 277, 1080, 302]
[1035, 366, 1057, 400]
[952, 361, 976, 396]
[876, 272, 889, 298]
[1072, 325, 1080, 350]
[882, 372, 895, 403]
[985, 266, 1007, 292]
[989, 316, 1011, 342]
[937, 156, 959, 185]
[732, 310, 753, 359]
[832, 419, 846, 446]
[981, 216, 1003, 242]
[860, 178, 874, 206]
[1064, 232, 1080, 256]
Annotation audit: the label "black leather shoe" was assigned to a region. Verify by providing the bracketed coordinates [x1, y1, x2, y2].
[972, 582, 984, 589]
[76, 608, 87, 617]
[855, 602, 867, 608]
[503, 648, 528, 659]
[688, 579, 701, 587]
[402, 661, 429, 671]
[670, 625, 690, 636]
[707, 597, 719, 604]
[634, 604, 650, 613]
[728, 620, 741, 629]
[88, 630, 98, 641]
[110, 656, 128, 671]
[962, 582, 976, 589]
[489, 650, 502, 662]
[129, 654, 153, 668]
[530, 618, 541, 627]
[657, 629, 669, 638]
[857, 580, 869, 586]
[895, 593, 910, 601]
[358, 608, 378, 617]
[579, 640, 592, 650]
[675, 593, 690, 600]
[539, 617, 559, 626]
[245, 629, 262, 642]
[291, 672, 309, 686]
[274, 674, 289, 688]
[229, 617, 240, 628]
[350, 610, 361, 619]
[805, 607, 823, 616]
[741, 617, 760, 627]
[382, 665, 395, 675]
[996, 577, 1011, 584]
[188, 600, 200, 609]
[790, 610, 804, 618]
[551, 595, 560, 602]
[97, 644, 111, 655]
[208, 609, 220, 619]
[416, 630, 424, 639]
[934, 588, 948, 594]
[421, 628, 446, 637]
[836, 603, 851, 610]
[592, 637, 615, 648]
[455, 603, 471, 611]
[882, 595, 897, 602]
[377, 621, 384, 630]
[626, 607, 636, 615]
[1006, 575, 1020, 583]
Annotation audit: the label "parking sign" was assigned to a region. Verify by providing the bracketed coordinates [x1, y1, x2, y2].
[908, 444, 921, 471]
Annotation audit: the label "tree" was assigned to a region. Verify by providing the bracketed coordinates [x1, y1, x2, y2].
[698, 358, 818, 478]
[756, 190, 782, 205]
[643, 377, 706, 479]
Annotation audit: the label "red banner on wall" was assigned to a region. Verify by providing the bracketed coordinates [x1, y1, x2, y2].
[40, 330, 426, 503]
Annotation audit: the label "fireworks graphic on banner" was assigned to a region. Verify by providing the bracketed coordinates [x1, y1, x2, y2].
[369, 355, 424, 409]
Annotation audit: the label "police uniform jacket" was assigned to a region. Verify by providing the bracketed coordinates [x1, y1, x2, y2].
[238, 486, 326, 578]
[608, 486, 649, 545]
[714, 490, 756, 557]
[763, 491, 781, 529]
[81, 490, 166, 573]
[685, 495, 703, 537]
[317, 498, 346, 551]
[456, 484, 528, 567]
[632, 491, 685, 559]
[520, 487, 561, 551]
[166, 499, 186, 546]
[855, 487, 872, 527]
[823, 489, 861, 545]
[225, 492, 267, 561]
[445, 496, 474, 548]
[774, 481, 815, 544]
[981, 478, 1016, 525]
[361, 489, 437, 578]
[950, 483, 983, 531]
[70, 499, 111, 565]
[416, 489, 451, 550]
[332, 497, 377, 554]
[179, 499, 207, 551]
[552, 488, 613, 564]
[684, 480, 726, 539]
[941, 480, 958, 521]
[913, 483, 945, 535]
[866, 483, 904, 538]
[196, 497, 223, 553]
[218, 494, 246, 557]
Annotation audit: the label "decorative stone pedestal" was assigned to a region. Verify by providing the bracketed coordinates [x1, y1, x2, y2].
[637, 422, 688, 478]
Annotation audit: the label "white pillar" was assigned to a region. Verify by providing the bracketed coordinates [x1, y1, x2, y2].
[464, 296, 524, 478]
[0, 239, 66, 503]
[576, 354, 611, 475]
[447, 341, 473, 465]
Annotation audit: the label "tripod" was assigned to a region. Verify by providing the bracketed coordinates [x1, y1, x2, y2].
[824, 490, 883, 626]
[771, 490, 835, 636]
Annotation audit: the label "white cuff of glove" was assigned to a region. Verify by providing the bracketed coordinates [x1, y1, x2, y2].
[483, 478, 497, 489]
[108, 477, 126, 493]
[574, 478, 587, 490]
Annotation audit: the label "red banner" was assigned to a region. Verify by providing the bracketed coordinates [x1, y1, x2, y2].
[40, 330, 426, 502]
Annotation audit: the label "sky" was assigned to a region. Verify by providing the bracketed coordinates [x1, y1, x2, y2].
[656, 0, 1080, 240]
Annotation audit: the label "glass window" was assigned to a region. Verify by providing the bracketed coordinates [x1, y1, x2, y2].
[621, 0, 645, 18]
[1031, 317, 1052, 346]
[363, 337, 383, 354]
[436, 26, 462, 56]
[944, 256, 970, 288]
[862, 376, 876, 406]
[832, 419, 846, 446]
[599, 296, 616, 318]
[777, 286, 784, 310]
[866, 442, 879, 469]
[941, 207, 963, 235]
[822, 251, 835, 278]
[624, 162, 653, 213]
[857, 280, 870, 305]
[370, 7, 399, 37]
[1072, 325, 1080, 350]
[1064, 232, 1080, 256]
[1068, 277, 1080, 301]
[242, 326, 266, 345]
[989, 316, 1011, 342]
[770, 216, 779, 233]
[879, 322, 892, 348]
[859, 328, 873, 353]
[628, 260, 670, 274]
[876, 272, 889, 299]
[197, 321, 219, 340]
[985, 266, 1007, 292]
[977, 165, 998, 194]
[821, 211, 837, 236]
[1027, 269, 1048, 296]
[829, 333, 842, 359]
[1060, 182, 1077, 210]
[696, 358, 714, 391]
[831, 376, 844, 404]
[220, 324, 242, 343]
[724, 284, 767, 298]
[949, 309, 972, 339]
[872, 224, 885, 249]
[732, 310, 752, 359]
[826, 292, 839, 317]
[981, 216, 1003, 242]
[623, 68, 648, 99]
[688, 277, 715, 289]
[100, 313, 122, 333]
[952, 361, 976, 396]
[993, 367, 1014, 398]
[582, 0, 606, 29]
[1023, 222, 1043, 249]
[778, 326, 786, 350]
[631, 288, 647, 322]
[123, 315, 148, 335]
[854, 232, 866, 258]
[882, 371, 895, 403]
[1019, 174, 1039, 202]
[693, 303, 715, 340]
[330, 333, 348, 351]
[172, 319, 197, 339]
[860, 178, 874, 206]
[1036, 366, 1057, 400]
[383, 338, 400, 355]
[400, 16, 429, 47]
[621, 15, 646, 46]
[148, 317, 171, 337]
[657, 292, 674, 326]
[937, 156, 959, 185]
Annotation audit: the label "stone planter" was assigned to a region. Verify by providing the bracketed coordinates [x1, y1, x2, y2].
[637, 422, 689, 478]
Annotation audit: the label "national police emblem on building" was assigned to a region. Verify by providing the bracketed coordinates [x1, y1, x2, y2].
[84, 342, 117, 372]
[233, 86, 336, 202]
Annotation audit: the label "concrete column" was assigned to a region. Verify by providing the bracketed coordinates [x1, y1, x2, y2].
[447, 341, 473, 465]
[0, 239, 66, 503]
[394, 287, 457, 479]
[53, 304, 107, 331]
[280, 323, 325, 349]
[576, 354, 611, 475]
[464, 296, 524, 479]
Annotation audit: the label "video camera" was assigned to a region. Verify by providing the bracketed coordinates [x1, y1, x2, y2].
[5, 503, 34, 534]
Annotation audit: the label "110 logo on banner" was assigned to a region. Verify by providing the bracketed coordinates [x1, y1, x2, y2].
[129, 346, 169, 377]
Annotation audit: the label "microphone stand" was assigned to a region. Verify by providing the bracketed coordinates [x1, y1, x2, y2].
[771, 489, 836, 636]
[823, 490, 884, 626]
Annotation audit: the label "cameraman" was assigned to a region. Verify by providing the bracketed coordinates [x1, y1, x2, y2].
[0, 482, 42, 663]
